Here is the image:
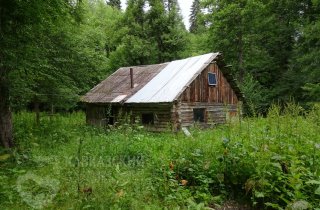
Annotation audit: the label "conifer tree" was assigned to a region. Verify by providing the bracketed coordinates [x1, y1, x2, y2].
[147, 0, 187, 62]
[106, 0, 121, 10]
[109, 0, 187, 67]
[163, 0, 178, 11]
[108, 0, 157, 67]
[189, 0, 200, 33]
[282, 0, 320, 103]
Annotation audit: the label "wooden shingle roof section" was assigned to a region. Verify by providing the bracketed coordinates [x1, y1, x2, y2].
[81, 63, 168, 103]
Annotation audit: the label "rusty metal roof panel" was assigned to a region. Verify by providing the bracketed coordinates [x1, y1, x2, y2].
[126, 53, 218, 103]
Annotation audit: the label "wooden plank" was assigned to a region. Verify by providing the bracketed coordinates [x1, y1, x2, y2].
[177, 101, 239, 127]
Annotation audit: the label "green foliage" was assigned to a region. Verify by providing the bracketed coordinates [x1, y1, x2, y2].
[285, 1, 320, 104]
[1, 104, 320, 209]
[1, 0, 75, 109]
[108, 0, 187, 69]
[189, 0, 201, 33]
[240, 73, 268, 115]
[107, 0, 121, 9]
[302, 83, 320, 102]
[3, 0, 123, 112]
[192, 0, 320, 113]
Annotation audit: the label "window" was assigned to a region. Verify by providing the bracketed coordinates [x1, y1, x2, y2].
[193, 108, 205, 122]
[105, 106, 115, 125]
[208, 73, 217, 86]
[141, 113, 154, 125]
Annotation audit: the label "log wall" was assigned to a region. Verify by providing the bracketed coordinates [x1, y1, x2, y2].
[86, 104, 107, 126]
[176, 63, 240, 128]
[128, 104, 172, 131]
[180, 63, 238, 104]
[86, 103, 172, 131]
[177, 102, 238, 128]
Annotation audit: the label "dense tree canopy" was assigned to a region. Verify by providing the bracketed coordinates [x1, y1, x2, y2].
[107, 0, 187, 69]
[107, 0, 121, 9]
[0, 0, 122, 148]
[1, 0, 73, 147]
[189, 0, 204, 33]
[193, 0, 320, 113]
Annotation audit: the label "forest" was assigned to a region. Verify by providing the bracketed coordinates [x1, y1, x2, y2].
[0, 0, 320, 209]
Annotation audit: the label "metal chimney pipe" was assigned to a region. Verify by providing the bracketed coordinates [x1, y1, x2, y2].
[130, 68, 134, 88]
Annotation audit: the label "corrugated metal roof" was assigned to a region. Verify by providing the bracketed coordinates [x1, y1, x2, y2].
[126, 53, 219, 103]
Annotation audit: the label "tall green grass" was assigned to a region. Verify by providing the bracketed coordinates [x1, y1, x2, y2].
[0, 104, 319, 209]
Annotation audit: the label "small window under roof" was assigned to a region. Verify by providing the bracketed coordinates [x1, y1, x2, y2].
[208, 73, 217, 86]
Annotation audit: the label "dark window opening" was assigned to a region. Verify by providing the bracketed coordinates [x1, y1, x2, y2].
[193, 108, 205, 122]
[105, 106, 115, 125]
[208, 73, 217, 86]
[108, 116, 115, 125]
[141, 113, 154, 125]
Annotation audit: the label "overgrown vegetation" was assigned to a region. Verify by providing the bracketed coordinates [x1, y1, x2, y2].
[0, 0, 319, 208]
[1, 104, 319, 209]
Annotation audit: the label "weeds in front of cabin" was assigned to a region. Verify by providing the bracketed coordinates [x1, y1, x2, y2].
[0, 104, 320, 209]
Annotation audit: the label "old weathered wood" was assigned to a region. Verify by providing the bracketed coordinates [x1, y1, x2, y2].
[175, 102, 237, 128]
[86, 103, 173, 131]
[180, 63, 238, 105]
[83, 54, 243, 131]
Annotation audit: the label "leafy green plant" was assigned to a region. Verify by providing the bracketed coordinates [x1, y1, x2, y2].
[1, 104, 320, 209]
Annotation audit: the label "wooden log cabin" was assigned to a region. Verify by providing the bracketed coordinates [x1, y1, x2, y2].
[81, 53, 243, 131]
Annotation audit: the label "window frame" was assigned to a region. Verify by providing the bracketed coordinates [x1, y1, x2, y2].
[208, 72, 217, 86]
[105, 106, 115, 125]
[193, 108, 206, 123]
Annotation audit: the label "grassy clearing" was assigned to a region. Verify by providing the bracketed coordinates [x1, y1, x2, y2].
[0, 104, 320, 209]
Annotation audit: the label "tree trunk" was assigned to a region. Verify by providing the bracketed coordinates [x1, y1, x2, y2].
[0, 71, 14, 148]
[34, 99, 40, 125]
